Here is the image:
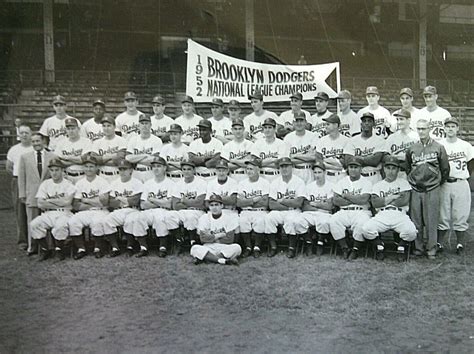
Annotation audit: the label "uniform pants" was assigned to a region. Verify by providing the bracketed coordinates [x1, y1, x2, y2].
[176, 210, 205, 231]
[239, 210, 267, 233]
[229, 172, 247, 182]
[265, 210, 306, 235]
[361, 172, 382, 185]
[363, 210, 417, 241]
[130, 209, 180, 237]
[190, 243, 242, 260]
[26, 206, 40, 252]
[301, 211, 332, 234]
[410, 187, 440, 253]
[99, 170, 120, 183]
[132, 170, 154, 183]
[11, 177, 27, 244]
[325, 171, 347, 185]
[103, 208, 140, 235]
[68, 209, 110, 237]
[329, 210, 372, 241]
[438, 180, 470, 232]
[31, 210, 73, 241]
[64, 173, 85, 185]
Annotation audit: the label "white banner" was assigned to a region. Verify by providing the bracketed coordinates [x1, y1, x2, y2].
[186, 39, 340, 103]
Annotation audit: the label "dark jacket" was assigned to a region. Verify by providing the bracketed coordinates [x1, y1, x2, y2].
[405, 138, 450, 192]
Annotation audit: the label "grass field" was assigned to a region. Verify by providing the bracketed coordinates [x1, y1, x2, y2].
[1, 206, 474, 353]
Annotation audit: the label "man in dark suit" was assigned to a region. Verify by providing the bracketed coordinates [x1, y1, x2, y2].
[18, 132, 55, 254]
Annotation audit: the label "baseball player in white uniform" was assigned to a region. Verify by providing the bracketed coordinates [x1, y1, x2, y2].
[283, 111, 317, 184]
[102, 159, 143, 257]
[357, 86, 396, 139]
[265, 157, 306, 258]
[30, 158, 76, 261]
[315, 114, 349, 184]
[129, 156, 180, 258]
[115, 91, 144, 139]
[92, 115, 127, 182]
[191, 194, 241, 266]
[251, 118, 290, 182]
[189, 119, 223, 181]
[236, 157, 270, 258]
[344, 112, 388, 184]
[205, 159, 238, 215]
[208, 98, 233, 144]
[392, 88, 421, 131]
[438, 117, 474, 255]
[125, 114, 163, 182]
[301, 160, 334, 256]
[362, 155, 417, 261]
[227, 99, 242, 120]
[171, 161, 207, 252]
[278, 92, 311, 136]
[310, 92, 333, 138]
[336, 90, 360, 137]
[53, 117, 91, 183]
[150, 95, 174, 143]
[419, 85, 452, 141]
[221, 118, 254, 182]
[68, 155, 111, 259]
[329, 157, 373, 260]
[81, 99, 107, 142]
[244, 92, 281, 142]
[39, 95, 81, 151]
[160, 124, 189, 182]
[175, 95, 204, 144]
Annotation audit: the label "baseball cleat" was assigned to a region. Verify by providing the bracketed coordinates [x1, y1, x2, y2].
[287, 248, 296, 258]
[253, 248, 261, 258]
[267, 248, 278, 258]
[73, 250, 87, 260]
[241, 247, 252, 258]
[225, 258, 239, 266]
[55, 249, 65, 261]
[456, 244, 464, 255]
[348, 248, 359, 261]
[109, 249, 120, 258]
[135, 249, 148, 258]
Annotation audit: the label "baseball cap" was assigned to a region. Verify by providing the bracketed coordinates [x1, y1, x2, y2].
[312, 160, 326, 171]
[215, 159, 229, 169]
[346, 156, 362, 167]
[393, 109, 411, 119]
[211, 98, 224, 106]
[82, 154, 98, 165]
[383, 155, 400, 168]
[182, 95, 194, 104]
[337, 90, 352, 100]
[197, 119, 212, 130]
[366, 86, 379, 95]
[208, 194, 223, 204]
[117, 159, 133, 169]
[290, 92, 303, 101]
[423, 86, 437, 95]
[360, 112, 375, 121]
[277, 157, 293, 167]
[124, 91, 137, 100]
[323, 113, 341, 124]
[168, 123, 183, 133]
[399, 88, 413, 97]
[248, 91, 263, 100]
[93, 99, 106, 107]
[150, 156, 167, 166]
[48, 158, 64, 168]
[228, 100, 241, 109]
[444, 116, 459, 126]
[180, 160, 195, 168]
[231, 118, 244, 127]
[245, 157, 262, 168]
[138, 114, 151, 123]
[262, 118, 276, 127]
[101, 115, 115, 125]
[315, 92, 329, 101]
[294, 111, 306, 120]
[65, 117, 79, 127]
[152, 95, 165, 104]
[53, 95, 66, 104]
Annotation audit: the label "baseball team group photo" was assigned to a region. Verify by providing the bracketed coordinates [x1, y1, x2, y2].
[2, 1, 474, 353]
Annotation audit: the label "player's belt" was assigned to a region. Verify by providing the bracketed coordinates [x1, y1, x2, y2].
[100, 170, 119, 176]
[155, 206, 171, 210]
[231, 170, 246, 174]
[166, 172, 183, 178]
[379, 206, 403, 212]
[66, 171, 85, 177]
[196, 172, 216, 178]
[88, 207, 106, 211]
[44, 208, 67, 212]
[447, 177, 466, 183]
[307, 208, 331, 214]
[223, 206, 236, 210]
[135, 167, 152, 172]
[326, 170, 344, 176]
[116, 206, 138, 210]
[242, 208, 266, 211]
[187, 207, 204, 211]
[361, 171, 378, 177]
[340, 206, 364, 211]
[294, 165, 312, 170]
[260, 170, 279, 175]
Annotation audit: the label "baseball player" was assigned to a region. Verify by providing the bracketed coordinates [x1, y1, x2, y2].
[68, 155, 111, 259]
[129, 156, 180, 258]
[385, 109, 419, 179]
[284, 111, 317, 184]
[208, 98, 233, 144]
[227, 99, 242, 120]
[39, 95, 81, 150]
[406, 119, 450, 259]
[115, 91, 144, 139]
[171, 161, 207, 252]
[310, 92, 333, 138]
[419, 85, 452, 141]
[221, 118, 254, 182]
[301, 160, 334, 256]
[175, 95, 204, 144]
[81, 99, 107, 142]
[150, 95, 174, 143]
[344, 112, 388, 184]
[278, 92, 311, 136]
[53, 117, 91, 184]
[251, 118, 290, 182]
[125, 114, 163, 182]
[188, 119, 223, 181]
[438, 117, 474, 255]
[30, 158, 76, 261]
[329, 157, 373, 260]
[244, 92, 281, 142]
[102, 159, 143, 257]
[160, 124, 190, 182]
[205, 159, 238, 214]
[191, 194, 241, 266]
[336, 90, 360, 137]
[265, 157, 306, 258]
[91, 115, 127, 182]
[362, 155, 417, 261]
[315, 114, 349, 184]
[236, 157, 270, 258]
[392, 88, 421, 131]
[357, 86, 396, 139]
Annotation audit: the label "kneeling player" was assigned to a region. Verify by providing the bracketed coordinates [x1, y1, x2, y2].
[190, 195, 241, 265]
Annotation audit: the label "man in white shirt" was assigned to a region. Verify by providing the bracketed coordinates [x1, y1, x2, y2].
[160, 124, 190, 181]
[115, 91, 144, 139]
[227, 99, 242, 121]
[310, 92, 333, 138]
[150, 95, 174, 143]
[336, 90, 360, 137]
[175, 95, 204, 144]
[244, 91, 280, 142]
[81, 99, 107, 142]
[392, 88, 421, 131]
[419, 85, 452, 141]
[208, 98, 233, 144]
[278, 92, 311, 136]
[357, 86, 396, 139]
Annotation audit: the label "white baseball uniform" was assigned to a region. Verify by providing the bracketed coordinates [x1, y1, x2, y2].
[208, 117, 233, 141]
[39, 115, 81, 150]
[189, 138, 223, 180]
[310, 110, 332, 138]
[279, 109, 311, 131]
[385, 130, 419, 179]
[175, 114, 204, 144]
[392, 107, 422, 131]
[251, 138, 290, 181]
[302, 181, 334, 234]
[126, 134, 163, 182]
[357, 106, 396, 139]
[244, 110, 280, 141]
[206, 177, 238, 214]
[316, 133, 349, 184]
[172, 176, 207, 231]
[151, 114, 174, 138]
[115, 110, 144, 139]
[340, 109, 360, 137]
[53, 136, 92, 183]
[237, 177, 270, 233]
[81, 118, 105, 142]
[221, 139, 254, 182]
[284, 130, 318, 184]
[68, 175, 111, 237]
[417, 106, 451, 141]
[92, 135, 127, 181]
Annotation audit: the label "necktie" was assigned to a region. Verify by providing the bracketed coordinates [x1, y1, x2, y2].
[37, 151, 42, 176]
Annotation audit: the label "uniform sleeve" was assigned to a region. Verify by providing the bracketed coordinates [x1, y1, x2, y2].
[398, 179, 412, 193]
[466, 143, 474, 161]
[279, 141, 290, 158]
[35, 181, 48, 199]
[343, 139, 356, 155]
[197, 214, 209, 232]
[295, 179, 306, 197]
[171, 183, 181, 198]
[65, 181, 77, 196]
[376, 136, 390, 153]
[99, 179, 112, 195]
[140, 183, 149, 201]
[133, 180, 144, 195]
[74, 183, 83, 199]
[224, 214, 239, 232]
[332, 180, 343, 195]
[269, 181, 278, 199]
[39, 119, 48, 136]
[360, 181, 373, 194]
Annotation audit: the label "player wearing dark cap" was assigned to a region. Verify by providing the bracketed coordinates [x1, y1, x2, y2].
[150, 95, 174, 143]
[357, 86, 396, 139]
[336, 90, 360, 137]
[81, 99, 107, 142]
[244, 91, 283, 141]
[310, 92, 333, 138]
[160, 124, 190, 182]
[208, 98, 233, 144]
[115, 91, 144, 139]
[227, 100, 242, 121]
[278, 92, 311, 136]
[391, 88, 421, 132]
[175, 95, 204, 144]
[419, 85, 452, 141]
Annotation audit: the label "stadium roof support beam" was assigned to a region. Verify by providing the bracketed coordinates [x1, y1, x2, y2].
[245, 0, 254, 62]
[418, 0, 427, 89]
[43, 0, 55, 83]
